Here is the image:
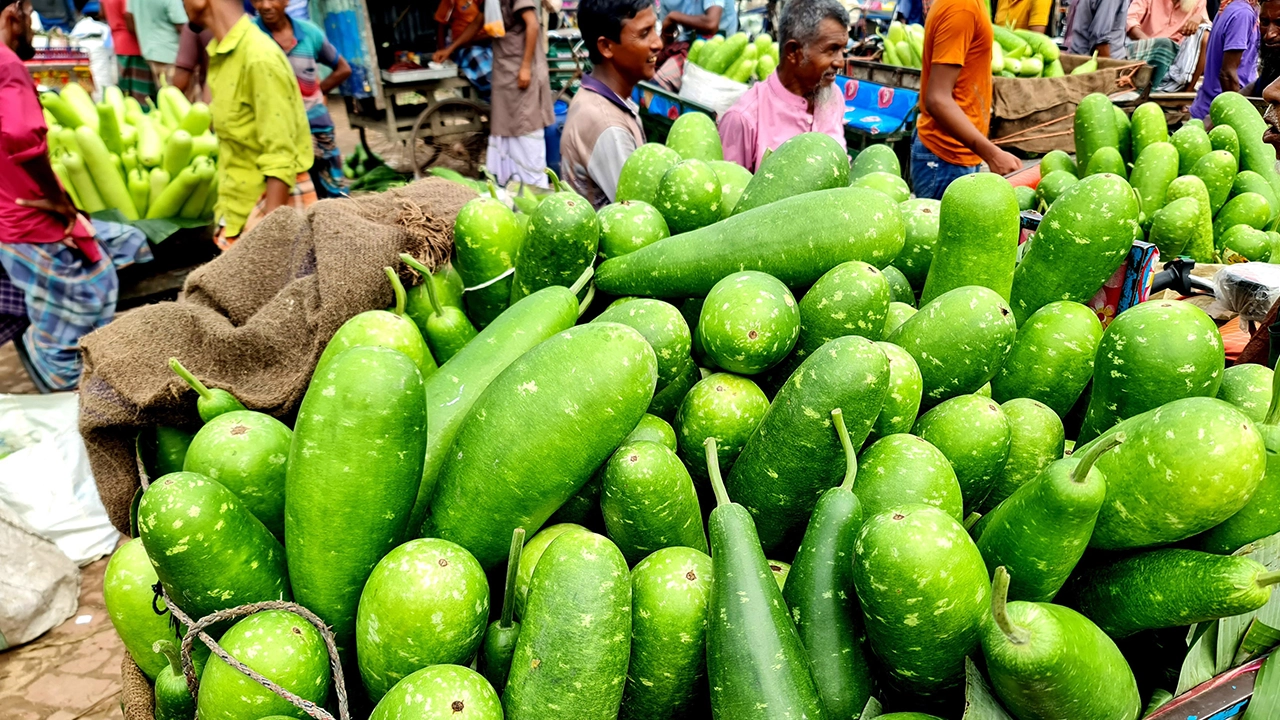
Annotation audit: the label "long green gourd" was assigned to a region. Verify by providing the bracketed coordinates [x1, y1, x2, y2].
[704, 438, 826, 719]
[782, 409, 875, 718]
[1198, 371, 1280, 553]
[920, 172, 1020, 304]
[1210, 91, 1280, 201]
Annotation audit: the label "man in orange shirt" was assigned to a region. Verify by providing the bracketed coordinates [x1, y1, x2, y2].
[433, 0, 491, 95]
[913, 0, 1021, 200]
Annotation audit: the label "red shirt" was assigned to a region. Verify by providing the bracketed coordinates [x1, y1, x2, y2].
[100, 0, 142, 57]
[0, 44, 97, 260]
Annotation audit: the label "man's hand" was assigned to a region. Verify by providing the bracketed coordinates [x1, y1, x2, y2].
[518, 65, 532, 89]
[1180, 16, 1201, 36]
[17, 194, 77, 237]
[433, 48, 451, 64]
[986, 148, 1024, 176]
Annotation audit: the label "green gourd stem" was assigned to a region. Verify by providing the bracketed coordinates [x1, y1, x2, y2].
[991, 566, 1030, 645]
[1071, 432, 1126, 484]
[1264, 367, 1280, 427]
[964, 512, 982, 531]
[545, 168, 565, 192]
[706, 437, 731, 508]
[500, 527, 526, 629]
[153, 639, 182, 675]
[488, 181, 499, 200]
[569, 265, 595, 295]
[168, 357, 211, 400]
[832, 408, 857, 492]
[578, 284, 596, 318]
[398, 255, 446, 316]
[1258, 570, 1280, 588]
[384, 266, 407, 316]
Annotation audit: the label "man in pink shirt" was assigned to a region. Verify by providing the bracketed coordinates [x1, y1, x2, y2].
[1125, 0, 1208, 87]
[717, 0, 848, 172]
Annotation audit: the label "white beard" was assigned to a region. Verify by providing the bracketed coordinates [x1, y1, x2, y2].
[814, 81, 839, 110]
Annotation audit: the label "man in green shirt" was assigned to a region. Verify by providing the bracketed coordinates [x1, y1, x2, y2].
[183, 0, 312, 247]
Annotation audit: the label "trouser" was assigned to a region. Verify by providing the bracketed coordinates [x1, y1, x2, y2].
[910, 132, 980, 201]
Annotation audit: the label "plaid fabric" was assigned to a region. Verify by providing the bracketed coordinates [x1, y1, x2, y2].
[0, 219, 151, 389]
[117, 54, 156, 102]
[1127, 37, 1179, 88]
[215, 173, 318, 251]
[0, 266, 27, 347]
[456, 43, 493, 97]
[310, 130, 349, 199]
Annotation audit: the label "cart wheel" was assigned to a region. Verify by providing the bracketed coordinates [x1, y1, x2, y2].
[409, 98, 490, 180]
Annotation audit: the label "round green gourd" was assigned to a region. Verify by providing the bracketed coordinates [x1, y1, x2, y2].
[674, 372, 769, 479]
[913, 394, 1012, 513]
[195, 610, 331, 720]
[881, 265, 914, 306]
[1014, 184, 1036, 211]
[1216, 363, 1274, 424]
[181, 410, 291, 538]
[1170, 122, 1213, 175]
[655, 159, 724, 234]
[851, 143, 900, 179]
[1039, 149, 1077, 177]
[600, 440, 708, 564]
[369, 664, 503, 720]
[1199, 378, 1280, 554]
[991, 301, 1102, 417]
[596, 200, 670, 259]
[315, 267, 436, 379]
[510, 189, 600, 302]
[896, 197, 940, 290]
[1036, 170, 1079, 208]
[663, 111, 722, 161]
[709, 159, 753, 218]
[616, 142, 682, 205]
[883, 301, 917, 337]
[856, 433, 962, 520]
[626, 413, 677, 449]
[869, 341, 923, 441]
[453, 195, 523, 327]
[698, 271, 800, 375]
[592, 298, 692, 387]
[852, 171, 911, 203]
[1222, 223, 1271, 262]
[152, 640, 194, 720]
[796, 260, 892, 357]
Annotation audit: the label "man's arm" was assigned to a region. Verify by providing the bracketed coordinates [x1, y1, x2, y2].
[1221, 49, 1245, 93]
[1126, 0, 1148, 40]
[924, 63, 1022, 174]
[664, 5, 723, 35]
[1089, 0, 1122, 55]
[319, 41, 352, 93]
[518, 7, 537, 89]
[435, 12, 483, 63]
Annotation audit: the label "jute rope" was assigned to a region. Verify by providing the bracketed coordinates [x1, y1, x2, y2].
[992, 64, 1147, 146]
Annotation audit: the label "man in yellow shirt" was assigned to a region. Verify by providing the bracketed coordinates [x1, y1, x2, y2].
[995, 0, 1052, 32]
[182, 0, 312, 248]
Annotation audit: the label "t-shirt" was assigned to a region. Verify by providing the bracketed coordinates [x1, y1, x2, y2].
[126, 0, 188, 64]
[254, 16, 340, 132]
[560, 74, 645, 208]
[101, 0, 142, 56]
[657, 0, 738, 43]
[995, 0, 1053, 30]
[1190, 0, 1259, 118]
[917, 0, 993, 167]
[435, 0, 488, 43]
[1065, 0, 1129, 58]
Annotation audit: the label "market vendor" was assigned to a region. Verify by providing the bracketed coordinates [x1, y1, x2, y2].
[1190, 0, 1259, 119]
[1263, 73, 1280, 148]
[717, 0, 848, 173]
[1065, 0, 1128, 58]
[1125, 0, 1208, 88]
[560, 0, 660, 206]
[1247, 0, 1280, 92]
[253, 0, 353, 198]
[0, 0, 151, 389]
[486, 0, 555, 186]
[658, 0, 737, 53]
[183, 0, 313, 248]
[432, 0, 492, 97]
[913, 0, 1021, 199]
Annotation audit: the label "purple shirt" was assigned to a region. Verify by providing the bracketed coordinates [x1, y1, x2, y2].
[1190, 0, 1259, 119]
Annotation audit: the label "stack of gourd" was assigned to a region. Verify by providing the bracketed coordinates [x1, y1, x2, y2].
[687, 32, 779, 83]
[41, 83, 218, 221]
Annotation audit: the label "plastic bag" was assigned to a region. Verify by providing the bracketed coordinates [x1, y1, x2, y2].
[0, 393, 119, 566]
[483, 0, 506, 39]
[1211, 263, 1280, 327]
[0, 501, 79, 650]
[678, 62, 750, 115]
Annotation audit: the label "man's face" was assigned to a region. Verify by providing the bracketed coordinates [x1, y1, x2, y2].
[1262, 1, 1280, 53]
[599, 7, 662, 82]
[4, 1, 34, 60]
[785, 17, 848, 95]
[1263, 75, 1280, 147]
[254, 0, 286, 25]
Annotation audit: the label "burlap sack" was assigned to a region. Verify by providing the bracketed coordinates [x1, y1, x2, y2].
[990, 53, 1155, 155]
[121, 652, 155, 720]
[80, 179, 477, 534]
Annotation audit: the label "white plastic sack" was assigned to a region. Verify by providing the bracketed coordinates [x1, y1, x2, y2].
[70, 17, 117, 96]
[678, 62, 750, 115]
[0, 501, 79, 650]
[0, 393, 119, 566]
[1211, 263, 1280, 328]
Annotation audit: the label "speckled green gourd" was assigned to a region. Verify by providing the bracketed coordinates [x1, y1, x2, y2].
[698, 271, 800, 375]
[851, 143, 900, 179]
[869, 341, 923, 442]
[732, 132, 849, 215]
[594, 186, 905, 298]
[428, 324, 656, 567]
[1129, 101, 1166, 159]
[1217, 363, 1274, 423]
[513, 524, 588, 619]
[981, 399, 1064, 513]
[981, 568, 1141, 720]
[783, 410, 875, 718]
[182, 410, 291, 538]
[286, 346, 427, 655]
[881, 265, 914, 305]
[897, 198, 940, 290]
[503, 531, 632, 719]
[1036, 171, 1079, 209]
[1129, 142, 1179, 223]
[1009, 174, 1141, 325]
[138, 472, 289, 621]
[913, 395, 1012, 513]
[664, 111, 723, 161]
[601, 440, 708, 564]
[921, 173, 1021, 304]
[1199, 375, 1280, 554]
[1014, 185, 1037, 211]
[991, 301, 1101, 417]
[356, 539, 490, 701]
[1192, 150, 1238, 215]
[1149, 195, 1201, 256]
[1210, 92, 1280, 202]
[1232, 170, 1280, 221]
[414, 273, 591, 536]
[105, 539, 181, 680]
[794, 261, 891, 364]
[593, 298, 692, 387]
[510, 190, 599, 302]
[617, 142, 682, 205]
[704, 439, 826, 719]
[727, 335, 890, 551]
[1079, 300, 1224, 443]
[1222, 225, 1273, 262]
[887, 285, 1017, 405]
[316, 268, 436, 378]
[195, 610, 330, 720]
[710, 160, 753, 218]
[1040, 150, 1077, 177]
[596, 200, 670, 259]
[620, 546, 713, 719]
[853, 171, 911, 203]
[856, 433, 962, 520]
[152, 640, 195, 720]
[883, 301, 917, 337]
[974, 436, 1119, 602]
[655, 159, 724, 234]
[1066, 549, 1280, 638]
[1171, 123, 1213, 175]
[852, 504, 991, 698]
[1165, 175, 1217, 262]
[1213, 192, 1273, 247]
[168, 358, 245, 423]
[1079, 397, 1266, 550]
[674, 372, 769, 480]
[627, 413, 678, 449]
[1073, 93, 1119, 174]
[552, 413, 679, 528]
[369, 664, 503, 720]
[1086, 147, 1127, 179]
[453, 195, 523, 327]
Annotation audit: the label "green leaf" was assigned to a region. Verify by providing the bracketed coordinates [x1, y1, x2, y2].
[1219, 612, 1256, 673]
[89, 208, 210, 244]
[1143, 689, 1173, 717]
[963, 656, 1015, 720]
[1177, 620, 1219, 694]
[1236, 619, 1280, 666]
[861, 697, 884, 719]
[1244, 653, 1280, 720]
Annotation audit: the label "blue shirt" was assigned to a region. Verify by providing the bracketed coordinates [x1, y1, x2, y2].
[254, 16, 341, 132]
[658, 0, 738, 42]
[1190, 0, 1259, 118]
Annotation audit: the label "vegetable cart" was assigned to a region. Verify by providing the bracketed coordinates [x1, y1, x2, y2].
[632, 80, 720, 144]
